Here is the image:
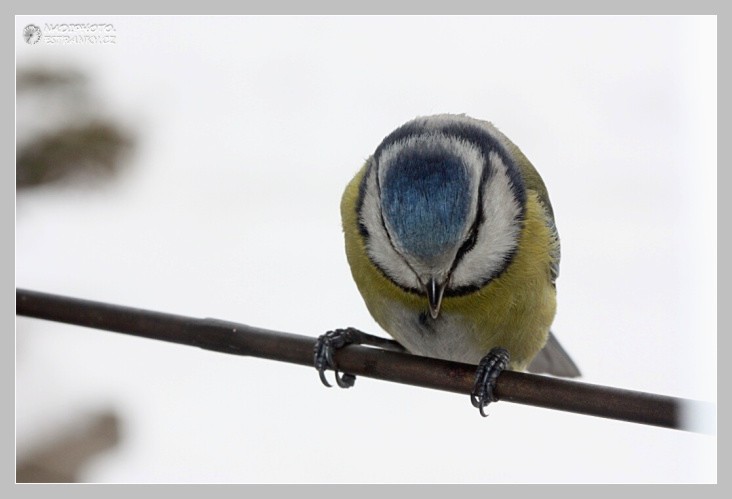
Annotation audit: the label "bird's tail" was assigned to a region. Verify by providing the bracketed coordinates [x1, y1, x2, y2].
[527, 332, 581, 377]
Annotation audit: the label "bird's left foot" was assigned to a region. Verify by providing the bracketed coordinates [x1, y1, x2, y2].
[471, 347, 510, 417]
[314, 327, 406, 389]
[314, 328, 360, 388]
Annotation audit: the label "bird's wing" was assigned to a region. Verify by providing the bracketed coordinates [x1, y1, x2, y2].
[502, 137, 561, 283]
[493, 126, 571, 374]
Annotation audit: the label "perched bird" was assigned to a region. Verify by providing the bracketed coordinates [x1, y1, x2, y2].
[315, 114, 580, 414]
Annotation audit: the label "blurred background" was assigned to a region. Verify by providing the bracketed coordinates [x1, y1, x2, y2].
[15, 16, 716, 483]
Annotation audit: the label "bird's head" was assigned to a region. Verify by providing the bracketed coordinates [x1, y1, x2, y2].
[358, 114, 526, 318]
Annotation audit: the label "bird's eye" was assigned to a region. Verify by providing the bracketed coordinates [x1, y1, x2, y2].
[461, 228, 478, 255]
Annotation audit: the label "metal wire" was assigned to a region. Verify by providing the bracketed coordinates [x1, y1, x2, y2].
[16, 288, 715, 434]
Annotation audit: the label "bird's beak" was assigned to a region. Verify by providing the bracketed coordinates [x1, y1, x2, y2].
[426, 277, 447, 319]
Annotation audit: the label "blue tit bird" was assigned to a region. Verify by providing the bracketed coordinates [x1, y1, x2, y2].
[314, 114, 580, 415]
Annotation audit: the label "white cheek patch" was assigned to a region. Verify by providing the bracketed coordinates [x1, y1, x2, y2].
[450, 151, 522, 288]
[360, 161, 422, 291]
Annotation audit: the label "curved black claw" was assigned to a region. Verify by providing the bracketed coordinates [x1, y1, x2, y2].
[314, 328, 360, 389]
[471, 347, 510, 417]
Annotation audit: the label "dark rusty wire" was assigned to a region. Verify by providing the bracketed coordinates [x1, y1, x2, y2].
[16, 288, 715, 434]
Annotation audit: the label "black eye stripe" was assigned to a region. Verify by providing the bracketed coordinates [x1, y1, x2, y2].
[450, 204, 482, 275]
[460, 220, 479, 255]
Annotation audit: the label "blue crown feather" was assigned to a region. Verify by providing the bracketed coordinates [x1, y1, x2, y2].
[380, 149, 471, 262]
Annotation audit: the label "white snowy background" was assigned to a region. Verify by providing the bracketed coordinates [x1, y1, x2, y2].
[15, 16, 716, 483]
